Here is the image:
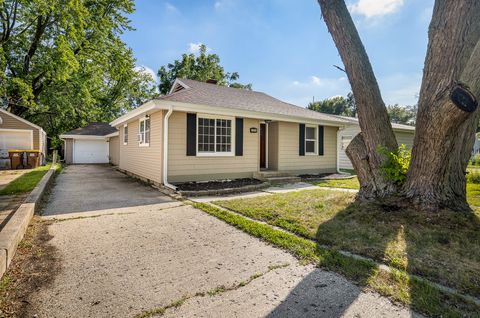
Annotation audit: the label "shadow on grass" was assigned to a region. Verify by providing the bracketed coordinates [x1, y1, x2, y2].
[270, 200, 480, 317]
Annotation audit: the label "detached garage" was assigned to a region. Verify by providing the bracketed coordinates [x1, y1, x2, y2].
[60, 123, 118, 164]
[0, 108, 47, 169]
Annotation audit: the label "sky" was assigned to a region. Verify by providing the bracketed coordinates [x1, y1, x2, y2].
[122, 0, 434, 107]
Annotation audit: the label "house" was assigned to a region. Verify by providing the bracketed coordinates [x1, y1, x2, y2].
[109, 78, 353, 189]
[336, 116, 415, 170]
[60, 123, 119, 164]
[0, 108, 47, 167]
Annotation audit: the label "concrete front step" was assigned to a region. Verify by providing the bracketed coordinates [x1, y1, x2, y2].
[253, 171, 293, 180]
[265, 176, 302, 185]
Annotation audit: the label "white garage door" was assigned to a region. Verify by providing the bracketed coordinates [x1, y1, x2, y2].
[73, 139, 109, 164]
[0, 129, 32, 150]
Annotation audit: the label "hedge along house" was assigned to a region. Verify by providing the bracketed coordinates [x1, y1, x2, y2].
[336, 116, 415, 170]
[60, 123, 119, 165]
[0, 108, 47, 166]
[110, 78, 351, 189]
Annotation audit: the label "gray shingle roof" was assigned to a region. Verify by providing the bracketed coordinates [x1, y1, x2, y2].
[158, 78, 349, 124]
[63, 122, 117, 136]
[333, 115, 415, 131]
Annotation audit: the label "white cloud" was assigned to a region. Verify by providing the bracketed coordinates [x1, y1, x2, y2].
[349, 0, 404, 18]
[135, 65, 158, 82]
[188, 42, 211, 54]
[165, 2, 179, 14]
[214, 0, 235, 11]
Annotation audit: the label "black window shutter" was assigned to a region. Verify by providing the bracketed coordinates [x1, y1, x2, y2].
[235, 117, 244, 156]
[186, 113, 197, 156]
[318, 125, 324, 156]
[299, 123, 305, 156]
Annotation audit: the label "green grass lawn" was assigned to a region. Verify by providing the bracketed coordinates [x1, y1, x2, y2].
[0, 164, 55, 196]
[214, 189, 480, 299]
[313, 177, 360, 189]
[311, 176, 480, 207]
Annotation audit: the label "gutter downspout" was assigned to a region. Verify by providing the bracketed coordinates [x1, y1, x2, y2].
[336, 127, 345, 174]
[163, 106, 177, 191]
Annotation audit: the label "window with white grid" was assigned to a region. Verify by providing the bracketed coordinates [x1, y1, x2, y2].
[197, 116, 233, 155]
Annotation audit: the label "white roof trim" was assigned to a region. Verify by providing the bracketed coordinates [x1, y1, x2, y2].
[168, 78, 190, 95]
[59, 134, 109, 140]
[105, 131, 119, 138]
[110, 99, 348, 128]
[0, 108, 44, 132]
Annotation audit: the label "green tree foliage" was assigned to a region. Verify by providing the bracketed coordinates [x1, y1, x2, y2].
[0, 0, 157, 146]
[307, 93, 356, 117]
[378, 144, 412, 186]
[387, 104, 417, 125]
[158, 44, 251, 95]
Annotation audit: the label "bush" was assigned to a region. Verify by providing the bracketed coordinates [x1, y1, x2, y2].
[378, 144, 411, 186]
[470, 154, 480, 166]
[467, 171, 480, 184]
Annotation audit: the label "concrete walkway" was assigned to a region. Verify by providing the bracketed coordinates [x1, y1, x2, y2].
[26, 165, 418, 317]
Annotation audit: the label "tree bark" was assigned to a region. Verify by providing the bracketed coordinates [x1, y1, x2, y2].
[318, 0, 480, 211]
[404, 1, 480, 210]
[318, 0, 398, 199]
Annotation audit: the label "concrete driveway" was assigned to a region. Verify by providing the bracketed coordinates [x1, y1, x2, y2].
[27, 165, 419, 318]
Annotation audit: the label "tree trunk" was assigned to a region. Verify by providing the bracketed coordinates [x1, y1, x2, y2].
[317, 0, 480, 211]
[403, 1, 480, 210]
[318, 0, 398, 200]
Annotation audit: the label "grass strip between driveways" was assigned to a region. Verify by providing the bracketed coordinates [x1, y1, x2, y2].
[192, 202, 480, 318]
[0, 164, 61, 196]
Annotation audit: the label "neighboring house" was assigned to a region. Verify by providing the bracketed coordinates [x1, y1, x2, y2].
[0, 108, 47, 166]
[60, 123, 119, 164]
[109, 78, 352, 188]
[472, 134, 480, 157]
[336, 116, 416, 170]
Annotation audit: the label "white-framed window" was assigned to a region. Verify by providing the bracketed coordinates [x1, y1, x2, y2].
[305, 125, 317, 154]
[138, 117, 150, 147]
[341, 135, 352, 150]
[197, 115, 234, 156]
[123, 124, 128, 145]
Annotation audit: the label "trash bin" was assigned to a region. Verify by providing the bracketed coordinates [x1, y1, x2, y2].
[27, 151, 40, 168]
[8, 151, 24, 170]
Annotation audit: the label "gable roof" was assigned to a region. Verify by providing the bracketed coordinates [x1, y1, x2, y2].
[0, 108, 43, 131]
[61, 122, 117, 137]
[161, 79, 349, 124]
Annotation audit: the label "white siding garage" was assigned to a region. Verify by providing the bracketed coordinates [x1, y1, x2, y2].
[60, 123, 119, 165]
[73, 139, 109, 164]
[0, 129, 33, 150]
[337, 120, 415, 170]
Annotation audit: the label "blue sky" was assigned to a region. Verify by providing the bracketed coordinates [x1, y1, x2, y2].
[122, 0, 434, 107]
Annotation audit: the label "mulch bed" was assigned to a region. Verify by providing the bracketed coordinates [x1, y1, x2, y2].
[299, 173, 355, 180]
[176, 178, 263, 191]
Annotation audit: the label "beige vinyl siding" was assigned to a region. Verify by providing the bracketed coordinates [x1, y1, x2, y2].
[108, 136, 120, 166]
[168, 111, 260, 183]
[395, 131, 415, 149]
[119, 112, 163, 184]
[64, 139, 73, 164]
[267, 122, 279, 170]
[277, 122, 337, 174]
[338, 125, 415, 169]
[0, 111, 40, 150]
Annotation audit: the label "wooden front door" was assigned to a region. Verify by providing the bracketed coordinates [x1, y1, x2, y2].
[260, 123, 266, 169]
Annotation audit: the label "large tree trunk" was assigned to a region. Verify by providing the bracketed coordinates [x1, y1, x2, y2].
[317, 0, 480, 211]
[404, 1, 480, 210]
[318, 0, 398, 200]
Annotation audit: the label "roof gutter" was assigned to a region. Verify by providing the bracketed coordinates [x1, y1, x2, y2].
[163, 106, 177, 191]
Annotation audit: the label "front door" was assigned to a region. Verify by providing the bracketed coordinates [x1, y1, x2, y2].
[260, 123, 266, 169]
